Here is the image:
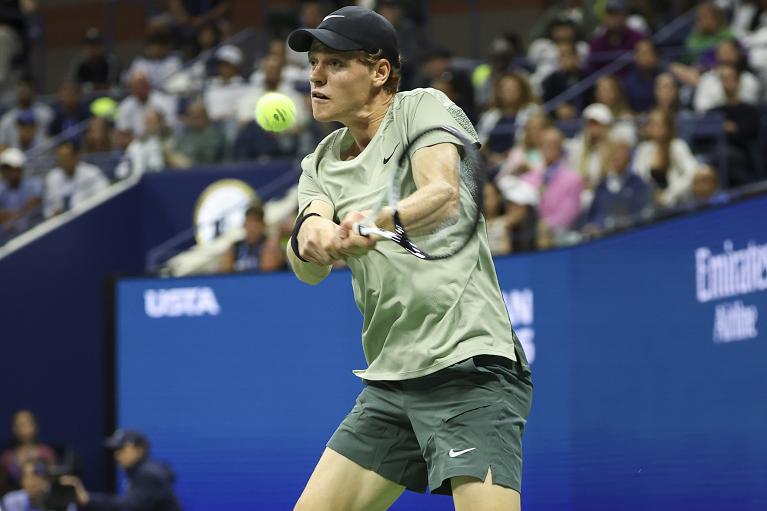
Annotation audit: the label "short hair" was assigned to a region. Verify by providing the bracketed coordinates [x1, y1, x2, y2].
[309, 40, 401, 95]
[57, 140, 81, 153]
[245, 202, 264, 220]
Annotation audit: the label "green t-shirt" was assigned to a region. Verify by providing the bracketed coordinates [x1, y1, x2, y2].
[298, 88, 519, 380]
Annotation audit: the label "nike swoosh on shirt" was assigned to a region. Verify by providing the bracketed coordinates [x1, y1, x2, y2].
[448, 448, 476, 458]
[383, 143, 400, 164]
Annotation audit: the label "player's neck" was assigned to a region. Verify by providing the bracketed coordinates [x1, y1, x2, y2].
[345, 93, 394, 154]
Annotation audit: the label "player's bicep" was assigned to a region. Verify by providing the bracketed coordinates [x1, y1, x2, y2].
[411, 143, 460, 190]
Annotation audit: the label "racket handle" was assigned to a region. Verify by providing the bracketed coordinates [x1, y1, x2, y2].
[354, 222, 370, 237]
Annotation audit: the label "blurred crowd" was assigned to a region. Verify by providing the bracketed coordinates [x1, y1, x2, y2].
[1, 0, 766, 266]
[0, 410, 179, 511]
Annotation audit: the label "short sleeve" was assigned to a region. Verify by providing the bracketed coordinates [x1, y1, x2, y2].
[403, 90, 479, 156]
[297, 153, 333, 215]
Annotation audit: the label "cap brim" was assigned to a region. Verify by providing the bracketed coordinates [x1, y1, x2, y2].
[288, 28, 365, 53]
[104, 438, 122, 449]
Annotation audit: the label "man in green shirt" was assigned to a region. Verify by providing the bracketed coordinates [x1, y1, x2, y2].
[287, 6, 532, 510]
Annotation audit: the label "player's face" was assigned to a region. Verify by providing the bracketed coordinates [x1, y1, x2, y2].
[308, 49, 377, 123]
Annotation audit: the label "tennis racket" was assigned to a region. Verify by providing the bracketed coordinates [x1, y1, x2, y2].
[353, 125, 484, 260]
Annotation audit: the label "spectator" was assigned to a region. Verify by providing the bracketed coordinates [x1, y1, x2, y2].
[0, 77, 54, 148]
[684, 2, 734, 67]
[495, 112, 549, 182]
[125, 33, 183, 89]
[2, 461, 77, 511]
[0, 148, 42, 240]
[737, 0, 767, 89]
[0, 410, 56, 486]
[594, 74, 637, 141]
[623, 38, 665, 113]
[634, 108, 698, 208]
[566, 103, 614, 198]
[115, 109, 171, 179]
[595, 75, 634, 121]
[59, 429, 181, 511]
[691, 39, 761, 112]
[653, 71, 682, 113]
[528, 17, 589, 94]
[710, 64, 763, 187]
[44, 141, 109, 218]
[116, 70, 177, 138]
[220, 202, 286, 272]
[473, 33, 526, 109]
[690, 164, 727, 204]
[582, 133, 652, 233]
[541, 42, 591, 120]
[476, 72, 539, 168]
[522, 126, 583, 232]
[0, 0, 35, 92]
[48, 81, 90, 140]
[588, 0, 645, 75]
[69, 28, 121, 92]
[203, 44, 248, 123]
[166, 0, 230, 43]
[376, 0, 433, 90]
[249, 38, 306, 91]
[169, 100, 226, 167]
[416, 46, 476, 121]
[482, 181, 512, 256]
[82, 116, 114, 154]
[11, 109, 47, 152]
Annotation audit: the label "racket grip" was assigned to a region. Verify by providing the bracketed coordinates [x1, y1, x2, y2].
[354, 222, 370, 237]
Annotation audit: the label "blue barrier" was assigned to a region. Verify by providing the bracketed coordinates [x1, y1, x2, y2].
[115, 194, 767, 510]
[0, 162, 297, 491]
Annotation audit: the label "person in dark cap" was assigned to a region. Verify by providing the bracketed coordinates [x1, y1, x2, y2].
[59, 429, 180, 511]
[286, 5, 532, 511]
[70, 27, 121, 91]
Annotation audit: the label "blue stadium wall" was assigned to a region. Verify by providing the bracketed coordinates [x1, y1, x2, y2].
[114, 196, 767, 511]
[0, 161, 296, 490]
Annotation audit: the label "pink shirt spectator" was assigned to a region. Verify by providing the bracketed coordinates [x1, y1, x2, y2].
[522, 160, 583, 229]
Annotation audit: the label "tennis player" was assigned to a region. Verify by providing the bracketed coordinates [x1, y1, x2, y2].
[287, 6, 532, 511]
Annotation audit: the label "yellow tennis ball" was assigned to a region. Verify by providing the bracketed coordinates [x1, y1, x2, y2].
[90, 97, 117, 119]
[255, 92, 297, 132]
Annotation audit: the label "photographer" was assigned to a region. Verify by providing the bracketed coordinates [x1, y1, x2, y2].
[59, 430, 180, 511]
[2, 461, 76, 511]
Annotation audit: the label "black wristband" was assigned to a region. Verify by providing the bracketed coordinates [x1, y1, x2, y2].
[291, 212, 322, 263]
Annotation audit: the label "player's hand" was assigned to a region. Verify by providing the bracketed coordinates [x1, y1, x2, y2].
[298, 216, 343, 265]
[336, 211, 379, 258]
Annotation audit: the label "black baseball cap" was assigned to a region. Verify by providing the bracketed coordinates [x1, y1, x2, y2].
[288, 6, 400, 68]
[104, 429, 149, 449]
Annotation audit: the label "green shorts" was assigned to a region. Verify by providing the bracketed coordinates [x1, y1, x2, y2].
[327, 352, 533, 495]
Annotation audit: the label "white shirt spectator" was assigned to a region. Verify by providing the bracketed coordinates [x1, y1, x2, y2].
[527, 39, 589, 95]
[249, 64, 306, 91]
[114, 136, 167, 180]
[44, 161, 109, 217]
[203, 76, 250, 121]
[126, 55, 183, 89]
[0, 103, 54, 147]
[633, 138, 698, 207]
[116, 92, 177, 136]
[693, 68, 761, 112]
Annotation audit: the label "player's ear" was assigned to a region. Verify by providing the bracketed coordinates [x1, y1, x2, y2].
[372, 58, 391, 88]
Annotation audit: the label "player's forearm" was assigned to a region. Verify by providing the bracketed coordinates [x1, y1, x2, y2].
[287, 243, 332, 285]
[381, 182, 459, 234]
